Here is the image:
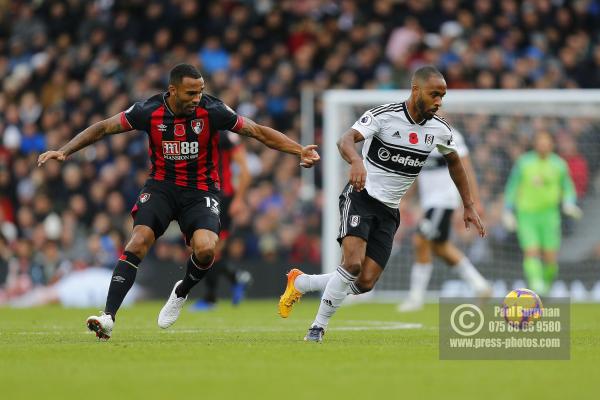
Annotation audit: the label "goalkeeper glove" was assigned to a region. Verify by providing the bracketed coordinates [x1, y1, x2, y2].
[502, 209, 517, 232]
[562, 203, 583, 219]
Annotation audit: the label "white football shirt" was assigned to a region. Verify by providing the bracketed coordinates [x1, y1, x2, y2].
[351, 102, 457, 208]
[418, 129, 469, 210]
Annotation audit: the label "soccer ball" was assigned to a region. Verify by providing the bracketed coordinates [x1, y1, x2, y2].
[501, 288, 543, 329]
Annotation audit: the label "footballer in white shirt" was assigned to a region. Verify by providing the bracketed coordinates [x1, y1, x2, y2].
[277, 66, 486, 342]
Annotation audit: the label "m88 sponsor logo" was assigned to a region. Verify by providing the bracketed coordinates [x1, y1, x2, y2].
[162, 141, 199, 160]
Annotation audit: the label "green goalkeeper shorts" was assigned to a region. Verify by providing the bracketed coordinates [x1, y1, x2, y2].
[516, 209, 561, 251]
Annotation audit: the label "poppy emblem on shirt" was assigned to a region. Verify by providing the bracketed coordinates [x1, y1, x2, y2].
[191, 119, 203, 135]
[139, 193, 151, 203]
[174, 123, 186, 136]
[409, 132, 419, 144]
[425, 134, 434, 146]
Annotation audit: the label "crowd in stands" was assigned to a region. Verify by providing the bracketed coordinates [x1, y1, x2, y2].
[1, 0, 600, 300]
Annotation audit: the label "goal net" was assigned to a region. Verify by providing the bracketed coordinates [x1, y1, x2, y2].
[321, 90, 600, 302]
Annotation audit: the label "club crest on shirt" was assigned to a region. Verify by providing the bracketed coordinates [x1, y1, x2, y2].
[425, 134, 434, 146]
[191, 119, 203, 134]
[350, 215, 360, 227]
[139, 193, 151, 203]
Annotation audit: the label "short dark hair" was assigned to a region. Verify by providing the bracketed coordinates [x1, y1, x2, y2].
[412, 65, 444, 85]
[169, 63, 202, 85]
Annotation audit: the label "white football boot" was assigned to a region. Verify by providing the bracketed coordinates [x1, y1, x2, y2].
[158, 280, 187, 329]
[86, 312, 114, 340]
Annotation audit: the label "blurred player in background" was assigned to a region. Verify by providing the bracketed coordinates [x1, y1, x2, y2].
[37, 64, 319, 340]
[192, 130, 252, 310]
[278, 66, 485, 342]
[503, 131, 581, 296]
[399, 130, 491, 312]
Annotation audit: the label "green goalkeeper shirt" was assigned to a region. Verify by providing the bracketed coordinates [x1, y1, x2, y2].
[504, 151, 577, 212]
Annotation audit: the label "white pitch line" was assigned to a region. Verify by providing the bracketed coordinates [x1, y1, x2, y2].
[334, 322, 422, 331]
[12, 321, 424, 335]
[162, 321, 423, 334]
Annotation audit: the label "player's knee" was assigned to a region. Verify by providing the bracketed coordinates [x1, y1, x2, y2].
[341, 261, 361, 276]
[191, 230, 218, 258]
[193, 248, 215, 265]
[192, 241, 217, 265]
[431, 241, 447, 255]
[125, 233, 153, 259]
[542, 253, 557, 264]
[524, 249, 540, 258]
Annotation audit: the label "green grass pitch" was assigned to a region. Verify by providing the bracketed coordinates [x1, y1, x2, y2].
[1, 300, 599, 399]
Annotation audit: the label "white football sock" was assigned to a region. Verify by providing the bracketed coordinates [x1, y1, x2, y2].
[294, 273, 334, 293]
[295, 272, 363, 295]
[313, 266, 357, 329]
[453, 257, 489, 292]
[406, 263, 433, 303]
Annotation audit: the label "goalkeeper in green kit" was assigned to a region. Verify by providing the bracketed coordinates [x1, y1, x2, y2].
[503, 131, 582, 296]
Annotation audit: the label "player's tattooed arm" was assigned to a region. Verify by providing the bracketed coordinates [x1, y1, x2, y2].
[235, 116, 320, 168]
[444, 151, 486, 237]
[337, 129, 367, 191]
[38, 113, 130, 166]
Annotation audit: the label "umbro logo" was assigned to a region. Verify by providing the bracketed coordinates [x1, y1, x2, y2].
[112, 276, 126, 283]
[157, 124, 167, 132]
[392, 131, 401, 138]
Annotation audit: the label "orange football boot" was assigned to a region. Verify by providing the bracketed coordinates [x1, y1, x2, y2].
[278, 268, 304, 318]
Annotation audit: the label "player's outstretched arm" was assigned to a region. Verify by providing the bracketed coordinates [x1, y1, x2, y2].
[38, 113, 131, 166]
[235, 117, 319, 168]
[444, 151, 486, 237]
[337, 129, 367, 191]
[229, 145, 252, 216]
[461, 154, 484, 216]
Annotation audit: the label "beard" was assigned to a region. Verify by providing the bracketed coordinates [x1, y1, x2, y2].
[415, 96, 433, 120]
[177, 101, 196, 116]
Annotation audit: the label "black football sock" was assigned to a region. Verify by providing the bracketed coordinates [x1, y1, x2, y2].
[175, 254, 213, 298]
[104, 251, 140, 320]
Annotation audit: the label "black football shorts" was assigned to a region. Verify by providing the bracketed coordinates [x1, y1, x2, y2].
[218, 194, 233, 240]
[417, 208, 454, 242]
[337, 183, 400, 268]
[131, 179, 221, 244]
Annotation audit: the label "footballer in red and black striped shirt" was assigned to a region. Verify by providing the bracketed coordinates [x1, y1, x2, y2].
[38, 63, 320, 339]
[121, 91, 242, 192]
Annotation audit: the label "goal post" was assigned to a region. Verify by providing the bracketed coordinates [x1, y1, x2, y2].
[321, 89, 600, 300]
